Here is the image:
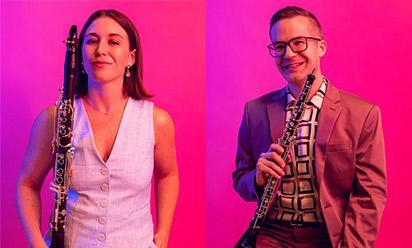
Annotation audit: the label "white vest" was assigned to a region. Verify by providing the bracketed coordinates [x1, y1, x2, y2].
[59, 97, 156, 248]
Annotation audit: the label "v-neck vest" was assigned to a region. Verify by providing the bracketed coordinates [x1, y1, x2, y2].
[64, 97, 156, 247]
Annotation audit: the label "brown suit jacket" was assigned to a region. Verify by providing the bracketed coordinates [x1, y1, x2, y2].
[233, 83, 387, 248]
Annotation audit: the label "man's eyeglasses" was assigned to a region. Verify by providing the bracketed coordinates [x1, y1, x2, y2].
[267, 36, 322, 58]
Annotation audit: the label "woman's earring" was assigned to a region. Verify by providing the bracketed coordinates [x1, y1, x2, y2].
[81, 62, 86, 74]
[125, 65, 131, 77]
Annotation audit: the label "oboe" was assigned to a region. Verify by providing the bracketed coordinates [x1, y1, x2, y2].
[235, 70, 316, 248]
[49, 25, 78, 248]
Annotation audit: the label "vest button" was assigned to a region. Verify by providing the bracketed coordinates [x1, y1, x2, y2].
[100, 200, 108, 208]
[97, 232, 106, 241]
[100, 183, 109, 192]
[99, 216, 108, 224]
[100, 167, 109, 176]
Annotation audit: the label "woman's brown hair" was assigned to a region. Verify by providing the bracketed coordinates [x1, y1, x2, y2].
[76, 9, 152, 99]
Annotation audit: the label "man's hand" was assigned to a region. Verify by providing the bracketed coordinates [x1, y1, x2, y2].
[255, 144, 286, 188]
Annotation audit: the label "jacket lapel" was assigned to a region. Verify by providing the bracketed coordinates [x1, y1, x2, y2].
[315, 83, 342, 188]
[266, 84, 342, 188]
[267, 87, 287, 143]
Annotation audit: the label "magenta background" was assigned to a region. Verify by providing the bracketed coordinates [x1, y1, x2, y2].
[2, 0, 412, 247]
[0, 1, 205, 247]
[207, 0, 412, 247]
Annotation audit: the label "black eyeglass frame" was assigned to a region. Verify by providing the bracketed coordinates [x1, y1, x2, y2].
[267, 36, 322, 58]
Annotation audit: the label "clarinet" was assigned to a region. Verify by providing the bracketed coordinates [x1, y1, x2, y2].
[49, 25, 78, 248]
[235, 70, 316, 248]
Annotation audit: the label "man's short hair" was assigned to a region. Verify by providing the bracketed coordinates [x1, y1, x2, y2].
[270, 6, 323, 39]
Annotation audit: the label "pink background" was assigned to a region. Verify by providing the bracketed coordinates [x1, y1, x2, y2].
[2, 0, 412, 247]
[207, 0, 412, 247]
[1, 1, 205, 247]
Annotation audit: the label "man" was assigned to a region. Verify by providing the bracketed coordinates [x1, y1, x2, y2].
[233, 6, 386, 248]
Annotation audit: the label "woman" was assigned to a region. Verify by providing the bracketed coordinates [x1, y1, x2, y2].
[16, 9, 179, 248]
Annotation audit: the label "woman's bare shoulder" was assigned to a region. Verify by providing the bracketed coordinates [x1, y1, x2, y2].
[32, 105, 55, 131]
[153, 106, 174, 129]
[28, 105, 57, 146]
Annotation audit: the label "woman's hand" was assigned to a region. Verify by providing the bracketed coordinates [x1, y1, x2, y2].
[31, 238, 48, 248]
[154, 230, 169, 248]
